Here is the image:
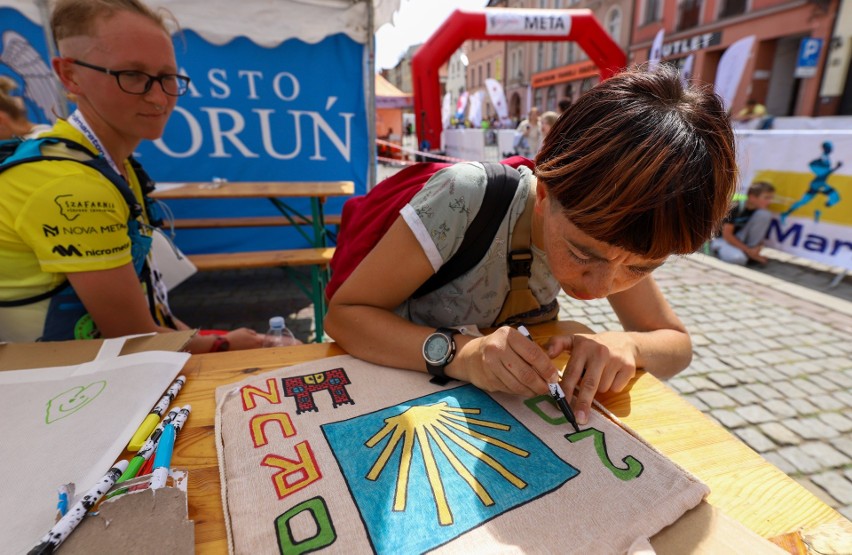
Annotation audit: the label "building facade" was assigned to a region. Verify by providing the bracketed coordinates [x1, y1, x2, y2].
[630, 0, 841, 116]
[528, 0, 633, 116]
[385, 0, 850, 130]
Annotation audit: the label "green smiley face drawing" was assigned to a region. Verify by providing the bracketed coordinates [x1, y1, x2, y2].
[46, 381, 107, 424]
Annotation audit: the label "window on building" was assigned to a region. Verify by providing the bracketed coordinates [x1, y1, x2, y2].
[547, 86, 557, 112]
[534, 89, 543, 111]
[551, 41, 559, 68]
[487, 61, 491, 79]
[478, 65, 483, 87]
[677, 0, 701, 31]
[564, 83, 574, 101]
[606, 7, 622, 43]
[537, 43, 545, 72]
[719, 0, 746, 18]
[643, 0, 661, 24]
[566, 42, 575, 64]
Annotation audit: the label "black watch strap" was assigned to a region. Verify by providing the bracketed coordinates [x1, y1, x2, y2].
[425, 327, 459, 386]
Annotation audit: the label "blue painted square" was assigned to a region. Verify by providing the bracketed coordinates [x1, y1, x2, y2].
[322, 384, 578, 553]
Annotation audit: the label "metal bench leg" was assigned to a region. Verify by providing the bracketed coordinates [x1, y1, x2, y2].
[311, 265, 327, 342]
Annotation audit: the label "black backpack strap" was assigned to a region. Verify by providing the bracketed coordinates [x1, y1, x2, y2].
[413, 162, 521, 298]
[0, 280, 70, 307]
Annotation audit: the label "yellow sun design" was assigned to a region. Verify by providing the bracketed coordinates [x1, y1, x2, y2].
[364, 401, 529, 526]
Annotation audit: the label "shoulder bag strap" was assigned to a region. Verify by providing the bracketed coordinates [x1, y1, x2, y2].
[412, 162, 520, 298]
[492, 177, 559, 327]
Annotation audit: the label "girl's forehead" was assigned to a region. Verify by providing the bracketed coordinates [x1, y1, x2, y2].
[549, 208, 668, 266]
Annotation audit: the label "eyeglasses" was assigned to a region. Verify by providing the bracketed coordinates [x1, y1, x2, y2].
[68, 59, 191, 97]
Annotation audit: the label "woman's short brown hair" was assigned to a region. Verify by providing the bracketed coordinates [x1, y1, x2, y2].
[51, 0, 170, 42]
[536, 65, 737, 260]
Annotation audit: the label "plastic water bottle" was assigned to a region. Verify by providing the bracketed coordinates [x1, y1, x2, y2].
[263, 316, 296, 347]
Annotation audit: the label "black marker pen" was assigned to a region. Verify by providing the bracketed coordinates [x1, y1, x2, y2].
[516, 325, 581, 433]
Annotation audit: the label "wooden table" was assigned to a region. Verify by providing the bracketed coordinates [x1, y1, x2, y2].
[151, 181, 354, 340]
[166, 321, 845, 553]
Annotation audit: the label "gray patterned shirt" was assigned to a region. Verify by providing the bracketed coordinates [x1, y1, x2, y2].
[396, 162, 560, 328]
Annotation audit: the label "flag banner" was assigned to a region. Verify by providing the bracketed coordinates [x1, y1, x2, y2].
[442, 92, 452, 130]
[468, 91, 483, 128]
[456, 91, 470, 121]
[485, 78, 509, 121]
[648, 29, 665, 72]
[715, 36, 756, 112]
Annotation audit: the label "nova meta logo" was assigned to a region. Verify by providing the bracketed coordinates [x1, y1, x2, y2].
[43, 224, 59, 237]
[52, 244, 83, 257]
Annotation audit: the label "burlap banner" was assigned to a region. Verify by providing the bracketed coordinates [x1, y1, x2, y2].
[215, 355, 708, 554]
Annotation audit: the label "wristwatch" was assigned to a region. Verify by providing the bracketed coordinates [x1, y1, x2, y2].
[422, 327, 459, 385]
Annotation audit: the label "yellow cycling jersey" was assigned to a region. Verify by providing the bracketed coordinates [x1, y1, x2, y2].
[0, 120, 160, 341]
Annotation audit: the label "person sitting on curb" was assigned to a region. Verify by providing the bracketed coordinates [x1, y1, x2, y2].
[711, 181, 776, 266]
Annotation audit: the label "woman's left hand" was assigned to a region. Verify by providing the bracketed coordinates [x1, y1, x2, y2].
[544, 332, 638, 425]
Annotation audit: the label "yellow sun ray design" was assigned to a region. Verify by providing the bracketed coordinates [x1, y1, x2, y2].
[364, 401, 529, 526]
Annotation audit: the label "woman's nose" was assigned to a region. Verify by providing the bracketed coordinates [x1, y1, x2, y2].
[582, 265, 616, 298]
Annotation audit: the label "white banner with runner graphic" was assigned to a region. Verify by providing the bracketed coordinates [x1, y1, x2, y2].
[736, 130, 852, 270]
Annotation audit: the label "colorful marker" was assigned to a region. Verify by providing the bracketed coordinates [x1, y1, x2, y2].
[56, 485, 69, 517]
[516, 325, 581, 433]
[149, 423, 176, 490]
[118, 405, 192, 496]
[108, 407, 180, 499]
[128, 375, 186, 451]
[29, 460, 128, 555]
[137, 405, 191, 480]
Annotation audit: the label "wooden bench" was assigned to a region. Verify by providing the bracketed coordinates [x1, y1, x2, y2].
[188, 248, 335, 341]
[172, 215, 342, 230]
[188, 247, 334, 271]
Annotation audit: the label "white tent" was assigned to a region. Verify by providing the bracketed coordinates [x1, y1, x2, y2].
[2, 0, 400, 46]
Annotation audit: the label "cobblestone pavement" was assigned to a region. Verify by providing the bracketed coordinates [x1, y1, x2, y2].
[171, 247, 852, 522]
[557, 254, 852, 521]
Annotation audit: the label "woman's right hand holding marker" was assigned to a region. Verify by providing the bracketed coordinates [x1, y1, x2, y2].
[450, 326, 559, 398]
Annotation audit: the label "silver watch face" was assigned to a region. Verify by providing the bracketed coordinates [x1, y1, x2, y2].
[424, 333, 451, 364]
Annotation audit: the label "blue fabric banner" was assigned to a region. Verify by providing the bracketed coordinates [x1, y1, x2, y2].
[137, 31, 368, 253]
[1, 9, 368, 253]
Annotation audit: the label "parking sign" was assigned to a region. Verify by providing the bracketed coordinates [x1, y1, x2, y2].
[794, 38, 822, 78]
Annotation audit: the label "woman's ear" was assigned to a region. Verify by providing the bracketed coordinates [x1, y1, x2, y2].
[534, 179, 548, 212]
[52, 57, 82, 96]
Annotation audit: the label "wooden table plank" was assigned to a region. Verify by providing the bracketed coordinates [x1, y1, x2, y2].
[167, 324, 844, 553]
[151, 181, 354, 200]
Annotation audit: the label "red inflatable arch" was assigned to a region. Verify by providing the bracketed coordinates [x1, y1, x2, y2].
[412, 8, 626, 150]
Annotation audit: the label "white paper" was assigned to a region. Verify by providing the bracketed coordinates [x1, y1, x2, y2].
[0, 349, 190, 555]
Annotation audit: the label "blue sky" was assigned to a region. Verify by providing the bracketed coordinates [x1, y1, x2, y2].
[376, 0, 489, 70]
